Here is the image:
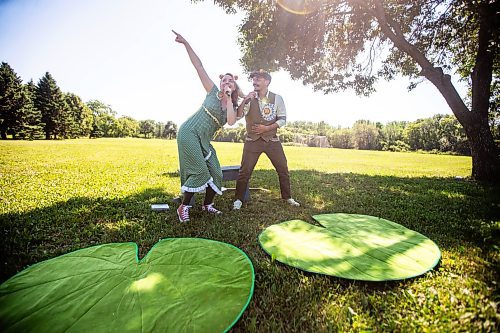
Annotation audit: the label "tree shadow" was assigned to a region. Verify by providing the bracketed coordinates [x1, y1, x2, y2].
[241, 169, 499, 248]
[0, 187, 180, 282]
[1, 170, 498, 332]
[224, 169, 499, 332]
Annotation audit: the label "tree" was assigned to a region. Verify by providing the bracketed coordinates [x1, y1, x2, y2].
[0, 62, 24, 139]
[35, 72, 66, 139]
[64, 93, 93, 138]
[490, 106, 500, 142]
[115, 116, 139, 137]
[351, 120, 380, 150]
[86, 100, 117, 138]
[404, 117, 440, 151]
[327, 128, 353, 149]
[202, 0, 499, 183]
[380, 121, 407, 151]
[138, 119, 156, 138]
[14, 80, 44, 140]
[162, 121, 178, 139]
[438, 114, 470, 154]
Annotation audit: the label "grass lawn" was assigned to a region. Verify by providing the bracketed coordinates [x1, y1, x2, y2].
[0, 138, 498, 332]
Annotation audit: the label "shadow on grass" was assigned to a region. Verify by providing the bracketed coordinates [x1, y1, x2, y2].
[228, 169, 499, 332]
[0, 187, 182, 282]
[1, 170, 498, 332]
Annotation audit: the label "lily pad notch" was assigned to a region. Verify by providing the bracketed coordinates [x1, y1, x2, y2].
[0, 238, 255, 333]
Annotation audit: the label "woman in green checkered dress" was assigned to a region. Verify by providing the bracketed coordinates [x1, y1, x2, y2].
[173, 31, 240, 222]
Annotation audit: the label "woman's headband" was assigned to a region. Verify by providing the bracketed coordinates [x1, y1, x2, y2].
[219, 73, 238, 80]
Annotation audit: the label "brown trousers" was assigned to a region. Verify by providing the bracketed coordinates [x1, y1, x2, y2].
[235, 138, 292, 201]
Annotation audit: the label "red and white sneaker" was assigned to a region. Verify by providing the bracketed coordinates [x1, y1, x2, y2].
[176, 204, 191, 223]
[202, 203, 222, 215]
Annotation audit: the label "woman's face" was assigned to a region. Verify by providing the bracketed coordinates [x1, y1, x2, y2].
[220, 75, 236, 92]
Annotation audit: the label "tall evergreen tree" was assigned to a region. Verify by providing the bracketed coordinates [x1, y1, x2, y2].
[13, 80, 44, 140]
[35, 72, 66, 139]
[0, 62, 24, 139]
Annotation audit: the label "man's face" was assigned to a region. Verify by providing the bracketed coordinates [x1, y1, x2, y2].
[252, 76, 268, 92]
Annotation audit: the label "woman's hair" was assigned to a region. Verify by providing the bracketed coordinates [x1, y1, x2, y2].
[220, 73, 240, 108]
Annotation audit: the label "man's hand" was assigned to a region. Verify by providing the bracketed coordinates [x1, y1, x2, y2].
[243, 91, 256, 105]
[251, 124, 267, 135]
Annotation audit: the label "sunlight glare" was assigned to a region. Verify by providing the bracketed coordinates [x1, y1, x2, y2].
[276, 0, 321, 15]
[130, 272, 164, 292]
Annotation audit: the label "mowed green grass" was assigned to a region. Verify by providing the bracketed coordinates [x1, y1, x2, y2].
[1, 138, 498, 332]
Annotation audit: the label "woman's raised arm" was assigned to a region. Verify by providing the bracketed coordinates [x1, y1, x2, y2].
[172, 30, 214, 93]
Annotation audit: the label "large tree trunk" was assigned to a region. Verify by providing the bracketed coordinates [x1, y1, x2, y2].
[421, 68, 499, 184]
[464, 117, 500, 182]
[373, 0, 499, 184]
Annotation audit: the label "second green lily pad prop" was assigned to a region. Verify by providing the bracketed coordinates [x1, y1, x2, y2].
[259, 213, 441, 281]
[0, 238, 254, 333]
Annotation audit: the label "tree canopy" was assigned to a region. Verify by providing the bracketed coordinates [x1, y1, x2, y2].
[199, 0, 499, 182]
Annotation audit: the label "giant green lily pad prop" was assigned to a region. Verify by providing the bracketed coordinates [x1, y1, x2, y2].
[0, 238, 254, 333]
[259, 213, 440, 281]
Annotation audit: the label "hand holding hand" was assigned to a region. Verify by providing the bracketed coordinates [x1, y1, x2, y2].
[251, 124, 267, 135]
[172, 30, 187, 44]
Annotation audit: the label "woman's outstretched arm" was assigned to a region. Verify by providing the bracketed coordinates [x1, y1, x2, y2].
[172, 30, 214, 93]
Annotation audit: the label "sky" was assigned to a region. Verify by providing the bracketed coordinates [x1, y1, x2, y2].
[0, 0, 467, 128]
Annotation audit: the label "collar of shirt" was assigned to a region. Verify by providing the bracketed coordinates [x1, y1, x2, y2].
[257, 90, 270, 102]
[257, 91, 271, 107]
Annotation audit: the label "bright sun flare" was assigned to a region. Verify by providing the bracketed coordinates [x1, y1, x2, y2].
[276, 0, 321, 15]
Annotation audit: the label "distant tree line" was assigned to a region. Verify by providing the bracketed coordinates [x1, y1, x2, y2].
[3, 60, 497, 155]
[215, 114, 500, 155]
[0, 62, 177, 140]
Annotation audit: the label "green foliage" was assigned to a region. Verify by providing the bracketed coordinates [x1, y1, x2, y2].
[11, 80, 44, 140]
[162, 121, 178, 139]
[380, 121, 407, 151]
[327, 128, 353, 149]
[0, 62, 25, 139]
[276, 127, 294, 143]
[215, 123, 246, 142]
[0, 139, 497, 332]
[0, 63, 177, 141]
[259, 116, 467, 154]
[138, 119, 156, 138]
[488, 105, 500, 141]
[202, 0, 500, 182]
[87, 99, 117, 138]
[115, 116, 139, 138]
[351, 120, 380, 150]
[35, 72, 67, 139]
[404, 115, 470, 154]
[64, 93, 93, 138]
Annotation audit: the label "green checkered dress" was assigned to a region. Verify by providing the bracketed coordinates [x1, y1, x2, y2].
[177, 85, 226, 194]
